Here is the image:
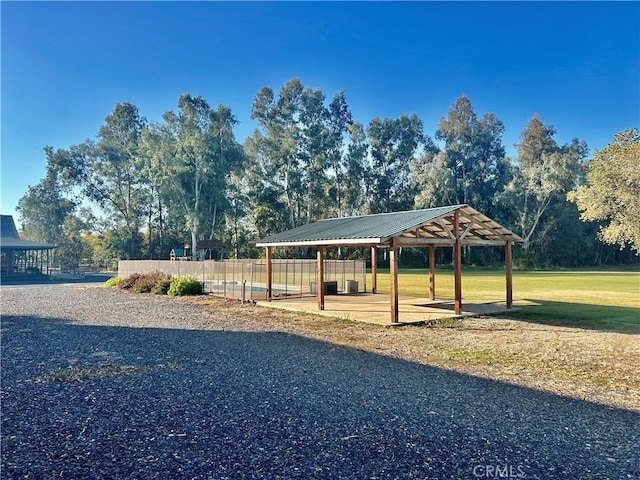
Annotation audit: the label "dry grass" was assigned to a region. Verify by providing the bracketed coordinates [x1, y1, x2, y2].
[192, 296, 640, 412]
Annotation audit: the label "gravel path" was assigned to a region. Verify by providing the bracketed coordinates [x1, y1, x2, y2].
[2, 284, 639, 479]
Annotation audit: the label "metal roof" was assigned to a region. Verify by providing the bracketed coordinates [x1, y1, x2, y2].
[0, 215, 57, 250]
[256, 204, 523, 247]
[0, 237, 57, 250]
[1, 215, 20, 239]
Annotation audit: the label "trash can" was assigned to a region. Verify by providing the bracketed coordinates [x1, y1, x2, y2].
[323, 281, 338, 295]
[310, 281, 338, 295]
[345, 280, 358, 294]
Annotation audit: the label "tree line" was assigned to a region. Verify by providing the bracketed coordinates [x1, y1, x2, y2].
[17, 78, 639, 270]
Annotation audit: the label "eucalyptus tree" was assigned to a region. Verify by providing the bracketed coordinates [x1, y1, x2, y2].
[251, 78, 305, 229]
[412, 150, 455, 209]
[341, 121, 369, 216]
[144, 94, 244, 259]
[299, 85, 331, 222]
[16, 153, 76, 246]
[507, 115, 587, 251]
[224, 171, 252, 259]
[413, 96, 509, 217]
[250, 78, 358, 226]
[367, 114, 426, 213]
[243, 131, 290, 238]
[324, 91, 356, 217]
[45, 103, 148, 259]
[570, 128, 640, 253]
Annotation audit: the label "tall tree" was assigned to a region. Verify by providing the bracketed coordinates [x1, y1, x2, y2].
[16, 152, 76, 245]
[243, 132, 290, 238]
[144, 94, 243, 259]
[324, 90, 355, 217]
[251, 78, 305, 229]
[299, 85, 331, 223]
[507, 115, 588, 250]
[367, 114, 425, 213]
[413, 96, 509, 216]
[250, 78, 357, 226]
[341, 121, 369, 216]
[569, 128, 640, 253]
[95, 103, 148, 258]
[46, 103, 147, 259]
[412, 150, 455, 209]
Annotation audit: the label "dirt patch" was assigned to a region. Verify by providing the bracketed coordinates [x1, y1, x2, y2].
[192, 297, 640, 412]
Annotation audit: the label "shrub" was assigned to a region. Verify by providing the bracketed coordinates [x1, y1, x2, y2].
[104, 277, 121, 288]
[131, 271, 171, 294]
[168, 277, 203, 296]
[151, 279, 172, 295]
[118, 273, 141, 290]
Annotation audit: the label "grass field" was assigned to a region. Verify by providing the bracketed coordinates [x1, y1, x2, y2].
[369, 268, 640, 332]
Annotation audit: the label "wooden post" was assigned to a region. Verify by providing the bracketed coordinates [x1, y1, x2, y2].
[266, 247, 272, 302]
[428, 244, 436, 301]
[317, 246, 325, 311]
[505, 241, 513, 309]
[390, 238, 399, 324]
[453, 210, 462, 315]
[371, 246, 378, 294]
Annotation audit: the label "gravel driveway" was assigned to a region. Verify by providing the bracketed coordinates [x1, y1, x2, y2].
[2, 284, 639, 479]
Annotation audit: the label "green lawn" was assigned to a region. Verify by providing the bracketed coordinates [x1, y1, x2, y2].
[369, 268, 640, 332]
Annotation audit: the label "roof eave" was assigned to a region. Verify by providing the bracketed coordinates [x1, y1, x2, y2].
[256, 237, 384, 248]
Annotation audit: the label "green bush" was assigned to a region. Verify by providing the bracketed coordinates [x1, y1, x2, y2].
[151, 279, 172, 295]
[104, 276, 121, 288]
[168, 277, 203, 296]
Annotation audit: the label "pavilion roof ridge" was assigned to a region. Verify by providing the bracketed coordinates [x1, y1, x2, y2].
[256, 204, 522, 248]
[314, 204, 466, 223]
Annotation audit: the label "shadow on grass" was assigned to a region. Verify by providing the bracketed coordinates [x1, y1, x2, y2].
[2, 314, 640, 479]
[508, 299, 640, 333]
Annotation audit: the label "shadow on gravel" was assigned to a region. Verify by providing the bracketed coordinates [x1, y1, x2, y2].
[2, 314, 639, 480]
[0, 273, 114, 286]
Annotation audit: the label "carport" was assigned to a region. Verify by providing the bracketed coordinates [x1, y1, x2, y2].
[256, 204, 523, 325]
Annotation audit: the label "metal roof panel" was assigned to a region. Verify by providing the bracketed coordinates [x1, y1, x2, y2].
[256, 205, 524, 247]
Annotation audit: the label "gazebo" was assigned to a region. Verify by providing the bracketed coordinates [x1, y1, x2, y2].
[0, 215, 57, 277]
[256, 204, 523, 324]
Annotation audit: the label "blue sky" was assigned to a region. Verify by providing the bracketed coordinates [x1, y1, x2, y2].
[2, 1, 639, 223]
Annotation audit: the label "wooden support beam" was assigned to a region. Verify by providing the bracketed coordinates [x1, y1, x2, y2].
[505, 241, 513, 309]
[453, 210, 462, 315]
[429, 244, 436, 301]
[460, 220, 475, 239]
[390, 238, 399, 324]
[317, 246, 325, 311]
[266, 247, 272, 302]
[371, 246, 377, 293]
[437, 219, 456, 238]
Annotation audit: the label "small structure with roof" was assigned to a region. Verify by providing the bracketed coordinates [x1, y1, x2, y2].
[0, 215, 57, 277]
[256, 204, 523, 324]
[170, 247, 188, 261]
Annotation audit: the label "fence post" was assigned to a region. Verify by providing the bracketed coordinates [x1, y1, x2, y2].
[250, 262, 255, 302]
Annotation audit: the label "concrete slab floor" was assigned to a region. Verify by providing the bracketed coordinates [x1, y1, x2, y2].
[256, 293, 517, 327]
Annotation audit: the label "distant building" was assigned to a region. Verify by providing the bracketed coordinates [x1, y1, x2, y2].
[0, 215, 57, 276]
[170, 248, 188, 261]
